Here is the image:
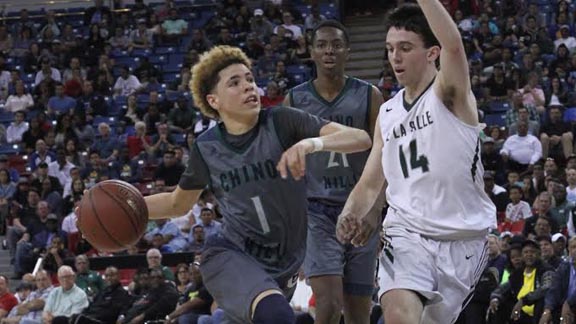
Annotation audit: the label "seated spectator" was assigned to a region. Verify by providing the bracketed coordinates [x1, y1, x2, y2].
[500, 121, 542, 173]
[6, 189, 40, 263]
[154, 150, 184, 190]
[161, 9, 188, 43]
[28, 139, 56, 171]
[166, 263, 213, 324]
[22, 118, 46, 154]
[505, 185, 532, 225]
[519, 72, 545, 115]
[146, 248, 175, 281]
[483, 63, 514, 102]
[91, 123, 120, 163]
[34, 57, 61, 87]
[508, 107, 539, 137]
[72, 114, 95, 150]
[67, 266, 131, 324]
[117, 268, 178, 324]
[257, 44, 279, 78]
[487, 235, 507, 281]
[48, 149, 76, 189]
[113, 147, 143, 183]
[6, 111, 29, 144]
[554, 24, 576, 52]
[144, 219, 188, 253]
[150, 122, 174, 159]
[41, 235, 72, 275]
[81, 150, 118, 189]
[74, 254, 104, 300]
[42, 265, 89, 324]
[488, 240, 554, 323]
[551, 233, 567, 259]
[304, 4, 326, 30]
[39, 178, 63, 217]
[127, 121, 152, 159]
[540, 237, 576, 324]
[198, 208, 221, 239]
[84, 0, 111, 26]
[62, 168, 82, 201]
[173, 263, 192, 297]
[30, 162, 60, 196]
[0, 155, 19, 184]
[128, 267, 150, 297]
[3, 270, 53, 323]
[130, 19, 154, 50]
[4, 80, 33, 113]
[0, 276, 17, 320]
[187, 225, 205, 254]
[144, 105, 167, 136]
[537, 235, 562, 269]
[274, 11, 302, 40]
[484, 171, 509, 213]
[0, 168, 16, 233]
[53, 114, 78, 149]
[113, 66, 142, 97]
[505, 91, 540, 130]
[250, 9, 274, 42]
[168, 97, 196, 134]
[261, 80, 285, 108]
[540, 106, 573, 161]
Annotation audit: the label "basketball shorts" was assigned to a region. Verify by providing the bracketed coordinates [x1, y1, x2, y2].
[304, 200, 379, 296]
[200, 234, 299, 324]
[378, 226, 488, 324]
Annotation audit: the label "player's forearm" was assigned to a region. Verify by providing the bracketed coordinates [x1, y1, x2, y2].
[343, 179, 386, 218]
[145, 192, 191, 219]
[416, 0, 462, 50]
[318, 127, 371, 154]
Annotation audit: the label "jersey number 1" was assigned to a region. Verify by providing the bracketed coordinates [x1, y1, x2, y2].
[399, 139, 429, 178]
[251, 196, 271, 234]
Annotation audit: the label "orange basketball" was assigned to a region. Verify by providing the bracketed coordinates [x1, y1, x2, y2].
[77, 180, 148, 252]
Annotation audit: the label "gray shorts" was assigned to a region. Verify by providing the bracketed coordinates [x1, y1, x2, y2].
[303, 200, 379, 296]
[200, 234, 298, 324]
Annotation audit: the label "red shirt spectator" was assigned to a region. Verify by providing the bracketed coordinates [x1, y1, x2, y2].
[261, 81, 285, 108]
[0, 276, 18, 318]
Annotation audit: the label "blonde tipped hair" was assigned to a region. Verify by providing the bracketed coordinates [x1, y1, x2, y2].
[190, 46, 252, 119]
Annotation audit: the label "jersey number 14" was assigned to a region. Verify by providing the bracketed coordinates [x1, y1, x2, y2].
[399, 139, 429, 178]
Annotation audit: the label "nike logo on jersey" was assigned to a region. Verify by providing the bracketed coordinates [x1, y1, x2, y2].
[465, 255, 474, 260]
[385, 107, 392, 112]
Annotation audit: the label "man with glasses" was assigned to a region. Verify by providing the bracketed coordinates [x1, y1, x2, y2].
[42, 265, 88, 324]
[146, 248, 175, 281]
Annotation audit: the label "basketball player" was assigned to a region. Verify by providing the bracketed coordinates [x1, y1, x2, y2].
[285, 20, 383, 324]
[336, 2, 497, 324]
[144, 46, 372, 324]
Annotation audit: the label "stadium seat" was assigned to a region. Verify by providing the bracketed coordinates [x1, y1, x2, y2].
[489, 100, 511, 113]
[484, 113, 506, 127]
[564, 107, 576, 122]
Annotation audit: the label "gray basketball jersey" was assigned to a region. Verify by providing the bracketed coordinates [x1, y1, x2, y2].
[195, 109, 307, 277]
[289, 77, 372, 203]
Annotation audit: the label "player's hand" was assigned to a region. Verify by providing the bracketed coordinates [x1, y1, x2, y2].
[336, 211, 359, 244]
[350, 210, 381, 247]
[276, 139, 315, 180]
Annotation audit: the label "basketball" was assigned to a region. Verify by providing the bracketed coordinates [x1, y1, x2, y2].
[77, 180, 149, 252]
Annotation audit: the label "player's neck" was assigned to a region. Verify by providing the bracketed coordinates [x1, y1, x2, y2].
[221, 112, 259, 135]
[313, 73, 347, 98]
[404, 69, 437, 104]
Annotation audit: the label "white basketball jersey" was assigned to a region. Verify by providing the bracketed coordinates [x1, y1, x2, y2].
[379, 84, 496, 240]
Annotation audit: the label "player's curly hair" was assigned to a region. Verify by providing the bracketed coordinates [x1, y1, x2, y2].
[190, 46, 252, 119]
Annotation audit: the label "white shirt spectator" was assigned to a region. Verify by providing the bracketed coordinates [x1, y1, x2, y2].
[34, 68, 62, 86]
[505, 200, 533, 222]
[6, 121, 28, 143]
[62, 210, 78, 234]
[554, 36, 576, 52]
[4, 94, 34, 112]
[0, 70, 10, 100]
[48, 160, 76, 187]
[274, 24, 303, 40]
[113, 75, 142, 97]
[567, 186, 576, 203]
[500, 134, 542, 165]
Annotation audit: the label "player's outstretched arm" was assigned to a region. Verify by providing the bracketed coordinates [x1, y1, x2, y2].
[276, 122, 371, 180]
[337, 116, 387, 245]
[417, 0, 477, 125]
[145, 186, 203, 220]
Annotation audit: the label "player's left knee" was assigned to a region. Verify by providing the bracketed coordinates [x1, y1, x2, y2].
[252, 293, 295, 324]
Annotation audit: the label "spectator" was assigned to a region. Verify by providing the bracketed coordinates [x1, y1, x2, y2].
[173, 263, 192, 297]
[21, 118, 45, 154]
[505, 185, 533, 225]
[48, 149, 76, 189]
[161, 8, 188, 43]
[483, 63, 514, 102]
[198, 208, 221, 239]
[144, 219, 188, 253]
[2, 270, 53, 324]
[150, 122, 174, 158]
[274, 11, 302, 40]
[113, 147, 143, 183]
[487, 234, 507, 280]
[166, 263, 213, 324]
[68, 266, 131, 324]
[168, 97, 196, 134]
[548, 178, 572, 233]
[113, 66, 142, 97]
[500, 120, 542, 173]
[554, 24, 576, 52]
[540, 106, 573, 161]
[4, 80, 33, 113]
[6, 111, 28, 144]
[250, 9, 274, 42]
[81, 150, 118, 188]
[0, 276, 17, 320]
[91, 122, 119, 163]
[41, 235, 72, 275]
[34, 57, 61, 87]
[146, 248, 175, 281]
[304, 4, 326, 30]
[545, 76, 569, 108]
[540, 237, 576, 324]
[261, 80, 285, 108]
[551, 233, 567, 259]
[117, 268, 178, 324]
[29, 140, 55, 171]
[537, 235, 562, 269]
[130, 19, 154, 50]
[84, 0, 111, 26]
[508, 106, 540, 137]
[488, 240, 554, 323]
[108, 26, 132, 51]
[188, 29, 212, 54]
[256, 44, 279, 78]
[154, 150, 184, 190]
[0, 168, 15, 234]
[47, 84, 76, 117]
[74, 255, 104, 300]
[187, 225, 205, 254]
[42, 265, 89, 324]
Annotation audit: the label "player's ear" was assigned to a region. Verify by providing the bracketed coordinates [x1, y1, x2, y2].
[427, 46, 441, 63]
[206, 93, 219, 111]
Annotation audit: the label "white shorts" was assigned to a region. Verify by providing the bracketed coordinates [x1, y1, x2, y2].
[378, 226, 488, 324]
